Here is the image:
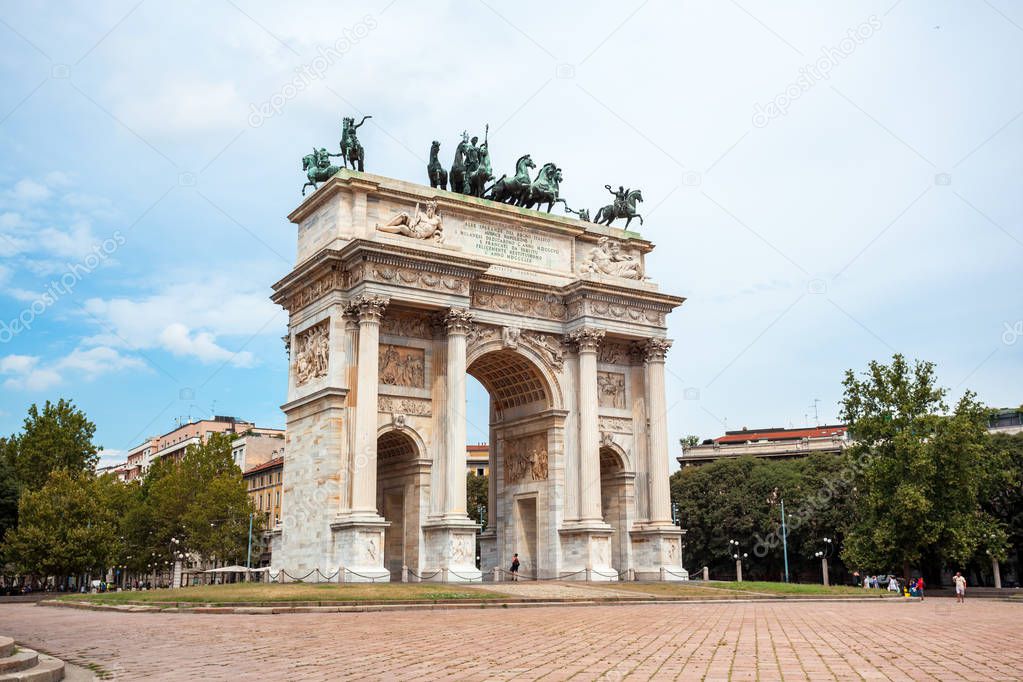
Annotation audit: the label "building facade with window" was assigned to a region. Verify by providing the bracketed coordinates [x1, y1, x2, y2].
[678, 425, 849, 466]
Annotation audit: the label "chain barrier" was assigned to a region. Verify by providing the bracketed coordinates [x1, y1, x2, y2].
[407, 569, 442, 581]
[446, 570, 483, 582]
[343, 568, 390, 582]
[495, 568, 592, 582]
[662, 568, 691, 579]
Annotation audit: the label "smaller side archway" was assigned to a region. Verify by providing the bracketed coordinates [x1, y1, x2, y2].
[600, 444, 634, 573]
[376, 428, 426, 580]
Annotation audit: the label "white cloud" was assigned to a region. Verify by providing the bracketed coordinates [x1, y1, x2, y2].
[96, 449, 126, 468]
[115, 79, 246, 135]
[83, 276, 280, 367]
[158, 323, 255, 367]
[0, 346, 144, 391]
[12, 179, 50, 203]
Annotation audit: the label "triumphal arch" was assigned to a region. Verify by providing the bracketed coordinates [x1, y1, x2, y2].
[270, 170, 687, 582]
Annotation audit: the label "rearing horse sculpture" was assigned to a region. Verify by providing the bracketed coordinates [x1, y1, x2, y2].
[427, 140, 447, 190]
[519, 162, 563, 213]
[340, 115, 371, 171]
[487, 154, 535, 204]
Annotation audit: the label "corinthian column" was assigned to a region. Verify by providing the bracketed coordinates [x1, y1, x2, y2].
[443, 307, 474, 519]
[569, 327, 605, 523]
[644, 338, 673, 524]
[348, 294, 389, 516]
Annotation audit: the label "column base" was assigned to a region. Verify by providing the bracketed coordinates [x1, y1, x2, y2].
[330, 514, 390, 582]
[421, 519, 482, 582]
[559, 522, 617, 581]
[630, 524, 688, 581]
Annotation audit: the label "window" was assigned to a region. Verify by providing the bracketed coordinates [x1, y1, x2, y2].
[477, 468, 485, 476]
[276, 490, 280, 506]
[258, 495, 263, 510]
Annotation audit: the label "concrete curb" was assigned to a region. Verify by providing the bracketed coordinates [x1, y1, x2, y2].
[39, 595, 917, 615]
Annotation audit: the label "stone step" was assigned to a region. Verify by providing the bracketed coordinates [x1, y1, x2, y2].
[0, 640, 12, 659]
[0, 649, 64, 682]
[0, 651, 38, 674]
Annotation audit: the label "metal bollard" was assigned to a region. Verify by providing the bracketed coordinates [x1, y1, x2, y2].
[492, 566, 500, 583]
[703, 566, 709, 581]
[338, 565, 345, 584]
[401, 565, 408, 583]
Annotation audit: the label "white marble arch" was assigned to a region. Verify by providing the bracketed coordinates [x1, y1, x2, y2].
[269, 170, 688, 582]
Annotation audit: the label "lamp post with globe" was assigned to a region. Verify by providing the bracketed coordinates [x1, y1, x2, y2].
[813, 537, 834, 586]
[729, 539, 748, 582]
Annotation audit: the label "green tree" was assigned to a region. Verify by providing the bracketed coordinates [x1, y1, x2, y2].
[0, 454, 19, 543]
[3, 470, 119, 579]
[467, 473, 488, 531]
[679, 435, 701, 450]
[840, 354, 994, 580]
[4, 399, 100, 491]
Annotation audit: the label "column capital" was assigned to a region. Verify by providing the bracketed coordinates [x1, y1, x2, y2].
[442, 307, 474, 335]
[346, 294, 389, 322]
[567, 327, 605, 354]
[643, 338, 673, 362]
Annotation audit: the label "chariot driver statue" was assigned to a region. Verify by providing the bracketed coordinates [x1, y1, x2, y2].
[376, 199, 444, 243]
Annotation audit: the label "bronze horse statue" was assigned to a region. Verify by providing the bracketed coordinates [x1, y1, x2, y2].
[301, 148, 341, 196]
[449, 132, 469, 195]
[487, 154, 535, 204]
[594, 188, 644, 229]
[427, 140, 447, 190]
[339, 115, 371, 171]
[519, 162, 563, 213]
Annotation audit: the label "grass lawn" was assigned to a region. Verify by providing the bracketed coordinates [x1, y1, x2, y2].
[603, 581, 903, 599]
[55, 582, 504, 605]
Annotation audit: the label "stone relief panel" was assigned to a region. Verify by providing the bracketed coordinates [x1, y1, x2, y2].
[520, 331, 564, 370]
[598, 340, 631, 365]
[598, 416, 633, 434]
[466, 323, 500, 351]
[379, 345, 426, 387]
[380, 311, 434, 339]
[503, 434, 549, 484]
[597, 371, 627, 409]
[448, 535, 474, 563]
[378, 396, 432, 416]
[581, 237, 644, 280]
[567, 298, 667, 327]
[293, 320, 330, 386]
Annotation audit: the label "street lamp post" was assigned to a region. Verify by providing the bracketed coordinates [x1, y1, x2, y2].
[729, 540, 747, 582]
[814, 537, 833, 586]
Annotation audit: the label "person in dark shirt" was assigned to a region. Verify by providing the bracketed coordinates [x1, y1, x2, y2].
[510, 553, 520, 581]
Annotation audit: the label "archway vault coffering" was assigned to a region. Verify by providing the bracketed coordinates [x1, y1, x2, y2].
[377, 429, 419, 461]
[467, 350, 552, 412]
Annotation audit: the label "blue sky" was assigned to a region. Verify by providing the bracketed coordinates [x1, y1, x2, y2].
[1, 1, 1020, 467]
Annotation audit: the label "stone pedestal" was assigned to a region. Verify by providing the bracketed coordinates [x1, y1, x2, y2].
[330, 518, 390, 582]
[631, 526, 688, 581]
[478, 529, 498, 575]
[422, 521, 482, 582]
[559, 524, 617, 581]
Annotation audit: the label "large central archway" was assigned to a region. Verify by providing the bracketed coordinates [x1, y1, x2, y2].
[376, 429, 424, 581]
[466, 346, 561, 578]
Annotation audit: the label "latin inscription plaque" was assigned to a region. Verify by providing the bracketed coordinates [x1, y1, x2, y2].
[455, 219, 572, 272]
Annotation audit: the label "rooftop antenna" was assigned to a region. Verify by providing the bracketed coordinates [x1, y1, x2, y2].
[210, 400, 217, 418]
[808, 398, 821, 427]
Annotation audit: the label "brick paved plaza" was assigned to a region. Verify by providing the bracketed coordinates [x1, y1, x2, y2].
[1, 599, 1021, 680]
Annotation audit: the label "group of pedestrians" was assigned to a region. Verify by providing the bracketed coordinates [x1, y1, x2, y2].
[852, 570, 968, 601]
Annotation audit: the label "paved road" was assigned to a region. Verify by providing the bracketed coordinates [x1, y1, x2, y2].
[1, 599, 1020, 680]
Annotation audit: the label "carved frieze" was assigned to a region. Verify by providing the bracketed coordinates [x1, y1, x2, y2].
[597, 371, 626, 409]
[503, 433, 549, 484]
[568, 298, 668, 327]
[370, 264, 468, 294]
[472, 291, 567, 321]
[293, 320, 330, 386]
[379, 344, 425, 387]
[288, 271, 344, 311]
[598, 416, 632, 434]
[378, 396, 432, 416]
[502, 326, 521, 349]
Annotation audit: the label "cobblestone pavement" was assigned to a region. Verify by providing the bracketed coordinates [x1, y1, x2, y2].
[1, 600, 1020, 680]
[480, 581, 657, 599]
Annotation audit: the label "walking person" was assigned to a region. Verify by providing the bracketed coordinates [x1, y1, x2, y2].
[915, 576, 925, 601]
[953, 572, 966, 603]
[510, 553, 520, 581]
